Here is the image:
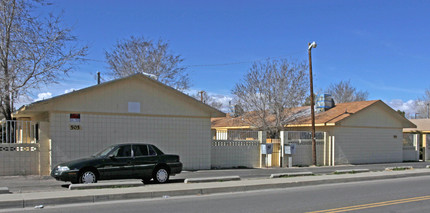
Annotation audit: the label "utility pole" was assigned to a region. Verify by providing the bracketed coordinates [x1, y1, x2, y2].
[198, 91, 205, 103]
[97, 72, 101, 85]
[308, 42, 317, 166]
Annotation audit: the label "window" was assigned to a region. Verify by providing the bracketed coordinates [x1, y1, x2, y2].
[148, 145, 157, 156]
[112, 145, 132, 157]
[132, 145, 149, 157]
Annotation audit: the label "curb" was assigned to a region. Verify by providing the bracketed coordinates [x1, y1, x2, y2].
[184, 176, 240, 183]
[0, 187, 9, 194]
[334, 169, 370, 174]
[270, 172, 313, 178]
[69, 181, 144, 190]
[1, 170, 430, 210]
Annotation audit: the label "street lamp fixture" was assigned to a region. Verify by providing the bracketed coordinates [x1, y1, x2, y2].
[308, 41, 317, 166]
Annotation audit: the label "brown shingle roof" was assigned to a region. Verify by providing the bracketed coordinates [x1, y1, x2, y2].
[212, 100, 415, 129]
[211, 106, 309, 129]
[288, 100, 379, 126]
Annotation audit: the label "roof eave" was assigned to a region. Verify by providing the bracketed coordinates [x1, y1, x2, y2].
[285, 123, 336, 128]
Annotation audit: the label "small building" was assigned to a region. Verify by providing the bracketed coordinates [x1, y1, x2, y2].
[212, 100, 416, 166]
[403, 119, 430, 161]
[287, 100, 416, 165]
[13, 74, 225, 175]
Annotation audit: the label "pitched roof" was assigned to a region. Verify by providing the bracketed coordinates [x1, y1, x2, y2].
[404, 119, 430, 132]
[211, 100, 415, 129]
[16, 73, 225, 118]
[211, 106, 309, 129]
[287, 100, 380, 126]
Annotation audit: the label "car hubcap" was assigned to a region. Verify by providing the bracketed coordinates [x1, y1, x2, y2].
[156, 169, 168, 183]
[82, 171, 96, 184]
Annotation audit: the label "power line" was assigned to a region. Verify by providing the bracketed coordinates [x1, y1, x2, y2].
[185, 51, 304, 68]
[78, 50, 305, 68]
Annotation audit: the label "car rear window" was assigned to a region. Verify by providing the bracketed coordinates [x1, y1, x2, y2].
[148, 145, 157, 156]
[133, 145, 149, 157]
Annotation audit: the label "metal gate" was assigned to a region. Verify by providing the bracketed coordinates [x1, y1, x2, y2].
[0, 120, 38, 144]
[267, 139, 281, 167]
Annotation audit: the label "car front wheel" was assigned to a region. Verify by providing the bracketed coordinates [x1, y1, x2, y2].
[79, 170, 97, 184]
[153, 167, 169, 184]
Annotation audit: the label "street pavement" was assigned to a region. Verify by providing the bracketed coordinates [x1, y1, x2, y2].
[0, 162, 429, 210]
[7, 174, 430, 213]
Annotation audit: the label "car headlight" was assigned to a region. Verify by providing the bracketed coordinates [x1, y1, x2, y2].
[57, 166, 70, 172]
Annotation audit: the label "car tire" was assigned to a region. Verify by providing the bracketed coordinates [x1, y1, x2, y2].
[79, 169, 98, 184]
[153, 167, 169, 184]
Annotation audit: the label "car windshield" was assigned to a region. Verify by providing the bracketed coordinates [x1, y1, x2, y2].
[92, 145, 116, 157]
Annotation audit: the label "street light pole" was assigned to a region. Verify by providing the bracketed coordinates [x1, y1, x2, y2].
[308, 42, 317, 166]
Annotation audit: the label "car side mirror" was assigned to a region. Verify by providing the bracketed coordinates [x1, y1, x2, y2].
[108, 154, 115, 159]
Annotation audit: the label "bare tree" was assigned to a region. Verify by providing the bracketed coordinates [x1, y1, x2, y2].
[0, 0, 87, 119]
[325, 80, 368, 103]
[105, 36, 189, 91]
[415, 88, 430, 119]
[191, 91, 223, 111]
[232, 59, 309, 138]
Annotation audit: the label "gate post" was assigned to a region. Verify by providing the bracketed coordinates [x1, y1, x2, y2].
[280, 131, 284, 168]
[414, 134, 420, 161]
[39, 122, 51, 176]
[425, 134, 430, 161]
[258, 131, 267, 168]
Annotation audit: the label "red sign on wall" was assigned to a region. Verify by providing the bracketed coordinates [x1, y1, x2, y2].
[70, 114, 80, 122]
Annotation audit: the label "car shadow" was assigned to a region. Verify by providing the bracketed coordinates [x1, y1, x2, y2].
[143, 178, 185, 185]
[168, 178, 185, 184]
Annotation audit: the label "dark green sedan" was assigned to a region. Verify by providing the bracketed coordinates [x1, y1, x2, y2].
[51, 143, 182, 184]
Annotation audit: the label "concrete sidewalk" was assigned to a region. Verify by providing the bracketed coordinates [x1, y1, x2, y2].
[1, 168, 430, 210]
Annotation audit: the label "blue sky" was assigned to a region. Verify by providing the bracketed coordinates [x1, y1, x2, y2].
[29, 0, 430, 115]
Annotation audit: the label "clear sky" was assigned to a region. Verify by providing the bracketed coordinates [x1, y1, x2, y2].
[29, 0, 430, 115]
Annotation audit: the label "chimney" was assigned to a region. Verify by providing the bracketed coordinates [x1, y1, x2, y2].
[97, 72, 101, 85]
[315, 94, 335, 113]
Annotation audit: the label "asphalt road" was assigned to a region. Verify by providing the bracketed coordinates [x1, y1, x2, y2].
[6, 174, 430, 213]
[3, 161, 430, 193]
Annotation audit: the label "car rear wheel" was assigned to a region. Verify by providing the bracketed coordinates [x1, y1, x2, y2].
[153, 167, 169, 184]
[79, 170, 97, 184]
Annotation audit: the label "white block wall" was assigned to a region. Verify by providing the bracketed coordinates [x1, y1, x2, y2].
[334, 127, 403, 164]
[49, 113, 211, 170]
[289, 142, 325, 166]
[211, 140, 260, 168]
[0, 144, 39, 176]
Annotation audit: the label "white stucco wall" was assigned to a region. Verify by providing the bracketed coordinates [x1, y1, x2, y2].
[0, 143, 39, 176]
[333, 127, 403, 164]
[50, 112, 211, 170]
[211, 140, 260, 168]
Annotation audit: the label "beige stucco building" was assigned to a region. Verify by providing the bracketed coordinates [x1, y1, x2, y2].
[14, 74, 224, 174]
[212, 100, 416, 166]
[403, 119, 430, 161]
[287, 100, 416, 165]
